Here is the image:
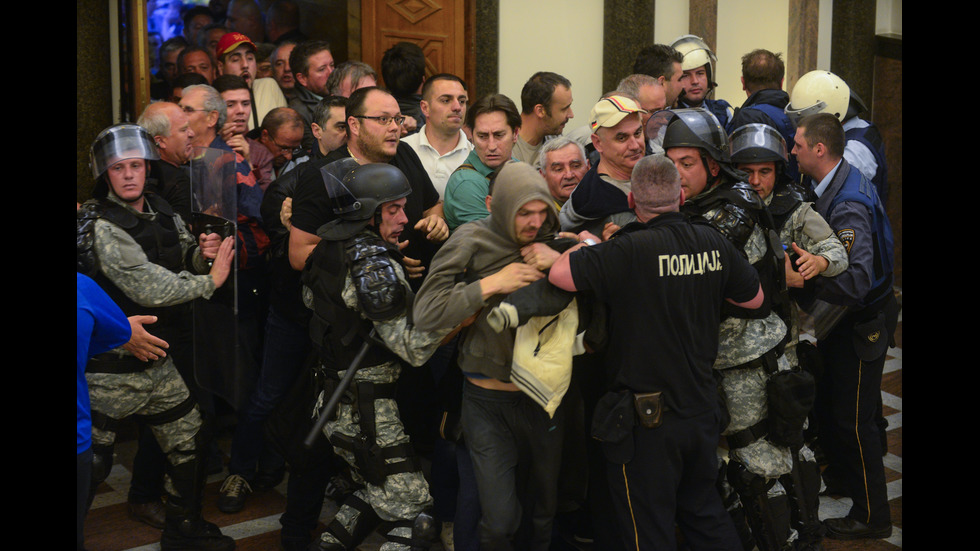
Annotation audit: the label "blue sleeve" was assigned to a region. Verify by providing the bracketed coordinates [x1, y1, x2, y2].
[77, 273, 132, 371]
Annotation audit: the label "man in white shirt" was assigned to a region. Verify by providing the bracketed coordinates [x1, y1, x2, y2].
[401, 73, 473, 199]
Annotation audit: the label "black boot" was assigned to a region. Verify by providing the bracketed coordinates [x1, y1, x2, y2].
[161, 458, 235, 551]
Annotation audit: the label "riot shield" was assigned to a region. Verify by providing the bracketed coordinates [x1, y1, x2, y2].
[188, 146, 258, 410]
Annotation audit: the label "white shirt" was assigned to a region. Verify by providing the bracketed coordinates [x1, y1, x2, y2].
[841, 117, 878, 182]
[401, 125, 473, 199]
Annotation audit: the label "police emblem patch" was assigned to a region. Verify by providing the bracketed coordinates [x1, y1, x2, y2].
[837, 228, 855, 253]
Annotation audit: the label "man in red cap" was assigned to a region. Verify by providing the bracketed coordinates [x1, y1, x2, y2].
[216, 31, 288, 132]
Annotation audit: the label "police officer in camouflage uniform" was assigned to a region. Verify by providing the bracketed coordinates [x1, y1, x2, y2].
[658, 108, 798, 551]
[302, 159, 453, 551]
[730, 122, 851, 548]
[78, 124, 237, 551]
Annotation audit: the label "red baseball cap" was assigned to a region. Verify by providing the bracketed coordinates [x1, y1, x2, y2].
[216, 32, 256, 59]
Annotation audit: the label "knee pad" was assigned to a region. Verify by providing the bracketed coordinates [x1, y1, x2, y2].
[325, 494, 381, 550]
[90, 444, 114, 491]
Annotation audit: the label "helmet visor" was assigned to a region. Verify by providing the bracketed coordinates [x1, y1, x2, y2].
[729, 123, 788, 164]
[321, 158, 363, 216]
[90, 125, 160, 178]
[784, 100, 827, 126]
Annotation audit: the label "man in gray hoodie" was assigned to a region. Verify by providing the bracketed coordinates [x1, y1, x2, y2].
[413, 161, 566, 551]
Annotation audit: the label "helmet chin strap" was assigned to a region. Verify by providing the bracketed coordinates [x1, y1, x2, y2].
[700, 151, 721, 191]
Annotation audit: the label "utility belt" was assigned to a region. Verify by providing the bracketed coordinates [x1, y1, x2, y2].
[327, 376, 422, 486]
[590, 388, 671, 464]
[722, 345, 815, 451]
[87, 352, 166, 374]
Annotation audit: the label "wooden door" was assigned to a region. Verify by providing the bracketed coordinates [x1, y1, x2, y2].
[360, 0, 469, 91]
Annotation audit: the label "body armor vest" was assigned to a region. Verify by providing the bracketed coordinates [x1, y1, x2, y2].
[302, 235, 401, 372]
[80, 193, 189, 345]
[845, 122, 889, 205]
[683, 179, 789, 324]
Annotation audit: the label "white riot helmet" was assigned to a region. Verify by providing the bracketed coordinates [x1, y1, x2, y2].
[670, 34, 718, 87]
[785, 70, 850, 124]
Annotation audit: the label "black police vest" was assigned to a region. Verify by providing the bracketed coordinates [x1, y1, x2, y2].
[86, 193, 190, 345]
[301, 238, 400, 372]
[682, 179, 788, 324]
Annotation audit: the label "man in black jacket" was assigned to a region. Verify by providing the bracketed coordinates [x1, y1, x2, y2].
[138, 102, 196, 219]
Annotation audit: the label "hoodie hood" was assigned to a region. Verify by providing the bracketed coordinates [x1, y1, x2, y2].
[488, 161, 561, 244]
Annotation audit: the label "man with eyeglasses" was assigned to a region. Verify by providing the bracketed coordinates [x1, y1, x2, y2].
[288, 86, 448, 293]
[257, 107, 307, 180]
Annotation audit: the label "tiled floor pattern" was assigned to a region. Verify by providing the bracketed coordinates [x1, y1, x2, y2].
[83, 293, 902, 551]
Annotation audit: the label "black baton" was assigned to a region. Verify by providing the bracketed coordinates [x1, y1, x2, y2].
[303, 328, 377, 449]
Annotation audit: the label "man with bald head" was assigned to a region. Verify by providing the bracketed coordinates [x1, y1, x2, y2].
[137, 102, 196, 219]
[548, 154, 760, 551]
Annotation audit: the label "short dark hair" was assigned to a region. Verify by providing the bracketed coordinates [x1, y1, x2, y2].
[312, 95, 349, 127]
[346, 86, 392, 120]
[198, 23, 228, 48]
[212, 74, 250, 94]
[741, 49, 785, 93]
[381, 42, 427, 97]
[797, 113, 845, 159]
[176, 45, 214, 72]
[289, 40, 332, 78]
[632, 44, 683, 79]
[520, 71, 571, 115]
[173, 72, 209, 89]
[160, 36, 189, 61]
[266, 0, 301, 29]
[182, 6, 213, 27]
[420, 73, 466, 102]
[465, 93, 521, 131]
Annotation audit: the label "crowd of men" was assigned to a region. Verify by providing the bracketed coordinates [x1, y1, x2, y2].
[78, 2, 898, 551]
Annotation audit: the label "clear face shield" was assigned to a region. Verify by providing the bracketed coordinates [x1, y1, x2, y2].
[783, 100, 828, 126]
[656, 108, 729, 162]
[729, 123, 788, 164]
[89, 124, 160, 179]
[321, 158, 365, 218]
[645, 109, 676, 153]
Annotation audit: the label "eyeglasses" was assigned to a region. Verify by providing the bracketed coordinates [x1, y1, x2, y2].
[272, 139, 304, 158]
[352, 114, 406, 127]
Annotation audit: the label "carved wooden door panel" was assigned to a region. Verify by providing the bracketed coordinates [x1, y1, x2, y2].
[361, 0, 467, 86]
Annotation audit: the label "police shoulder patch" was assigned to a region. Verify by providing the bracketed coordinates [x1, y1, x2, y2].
[836, 228, 855, 254]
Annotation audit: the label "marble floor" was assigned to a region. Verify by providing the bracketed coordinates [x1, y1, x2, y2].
[82, 290, 902, 551]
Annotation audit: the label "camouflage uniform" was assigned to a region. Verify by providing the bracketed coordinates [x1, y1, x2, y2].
[307, 241, 449, 551]
[81, 192, 234, 551]
[83, 193, 214, 481]
[768, 197, 849, 368]
[693, 194, 796, 551]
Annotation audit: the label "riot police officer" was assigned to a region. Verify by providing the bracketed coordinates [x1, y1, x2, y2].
[78, 124, 236, 551]
[730, 122, 851, 548]
[302, 159, 456, 551]
[785, 70, 890, 205]
[670, 35, 735, 128]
